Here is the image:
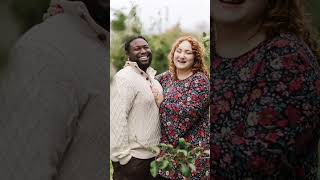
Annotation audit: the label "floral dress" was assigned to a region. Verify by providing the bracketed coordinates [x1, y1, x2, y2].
[211, 32, 320, 179]
[156, 71, 210, 180]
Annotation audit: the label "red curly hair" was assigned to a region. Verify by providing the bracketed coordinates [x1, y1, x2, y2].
[168, 36, 208, 81]
[262, 0, 320, 60]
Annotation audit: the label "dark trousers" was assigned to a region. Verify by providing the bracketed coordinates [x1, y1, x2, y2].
[112, 157, 167, 180]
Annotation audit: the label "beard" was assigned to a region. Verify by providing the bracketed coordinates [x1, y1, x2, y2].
[136, 60, 151, 71]
[131, 53, 153, 71]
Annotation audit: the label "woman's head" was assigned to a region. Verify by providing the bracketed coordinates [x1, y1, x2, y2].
[168, 36, 208, 80]
[213, 0, 320, 59]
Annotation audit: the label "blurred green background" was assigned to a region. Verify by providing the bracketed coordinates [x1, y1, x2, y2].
[110, 4, 210, 76]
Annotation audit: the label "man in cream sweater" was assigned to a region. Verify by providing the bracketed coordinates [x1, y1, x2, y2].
[110, 36, 163, 179]
[0, 0, 108, 179]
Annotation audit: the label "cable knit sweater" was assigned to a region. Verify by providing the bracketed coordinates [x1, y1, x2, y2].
[110, 61, 163, 165]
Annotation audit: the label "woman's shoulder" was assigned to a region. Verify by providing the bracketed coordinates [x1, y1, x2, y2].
[265, 32, 314, 56]
[192, 72, 209, 83]
[261, 32, 318, 68]
[155, 71, 172, 82]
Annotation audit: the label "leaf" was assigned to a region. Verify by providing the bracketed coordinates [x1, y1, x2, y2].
[176, 149, 188, 157]
[180, 163, 191, 177]
[202, 32, 207, 37]
[164, 160, 174, 171]
[188, 163, 197, 172]
[149, 146, 160, 155]
[110, 160, 113, 179]
[193, 147, 204, 157]
[178, 138, 187, 149]
[150, 161, 158, 177]
[184, 142, 192, 151]
[158, 143, 175, 155]
[187, 157, 195, 164]
[158, 143, 168, 147]
[159, 159, 170, 170]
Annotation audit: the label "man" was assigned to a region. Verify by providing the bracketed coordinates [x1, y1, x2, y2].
[110, 36, 163, 180]
[0, 0, 109, 179]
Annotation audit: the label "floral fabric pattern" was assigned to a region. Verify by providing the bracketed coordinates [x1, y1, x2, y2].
[210, 32, 320, 179]
[157, 71, 210, 179]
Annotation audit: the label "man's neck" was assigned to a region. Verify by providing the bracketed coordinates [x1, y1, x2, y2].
[128, 60, 148, 72]
[215, 22, 266, 58]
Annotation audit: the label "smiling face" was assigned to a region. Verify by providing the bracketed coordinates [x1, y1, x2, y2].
[212, 0, 268, 26]
[127, 38, 152, 71]
[173, 40, 195, 72]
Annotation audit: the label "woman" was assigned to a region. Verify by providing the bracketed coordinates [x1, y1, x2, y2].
[212, 0, 320, 179]
[153, 36, 210, 179]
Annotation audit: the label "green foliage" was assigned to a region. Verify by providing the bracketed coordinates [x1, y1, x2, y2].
[149, 138, 209, 178]
[110, 5, 210, 74]
[150, 160, 158, 177]
[111, 11, 127, 31]
[110, 160, 113, 180]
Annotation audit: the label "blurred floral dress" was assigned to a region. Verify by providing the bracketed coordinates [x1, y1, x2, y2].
[211, 32, 320, 179]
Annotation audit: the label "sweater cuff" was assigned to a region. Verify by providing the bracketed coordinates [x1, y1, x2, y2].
[111, 149, 132, 165]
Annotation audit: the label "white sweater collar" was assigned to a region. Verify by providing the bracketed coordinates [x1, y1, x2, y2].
[124, 61, 157, 79]
[43, 0, 108, 41]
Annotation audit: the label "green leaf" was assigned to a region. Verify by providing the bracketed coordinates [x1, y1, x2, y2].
[150, 161, 158, 177]
[149, 146, 160, 155]
[178, 138, 186, 144]
[187, 157, 195, 164]
[158, 143, 170, 149]
[178, 138, 187, 149]
[193, 147, 204, 157]
[159, 159, 170, 170]
[110, 160, 113, 179]
[176, 149, 188, 157]
[158, 143, 175, 155]
[184, 142, 192, 151]
[164, 160, 174, 171]
[188, 163, 196, 172]
[202, 32, 207, 37]
[180, 163, 191, 177]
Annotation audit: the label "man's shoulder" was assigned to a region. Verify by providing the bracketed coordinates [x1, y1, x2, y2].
[114, 66, 136, 81]
[15, 14, 82, 48]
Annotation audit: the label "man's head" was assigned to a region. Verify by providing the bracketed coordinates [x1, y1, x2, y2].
[124, 36, 152, 72]
[72, 0, 109, 30]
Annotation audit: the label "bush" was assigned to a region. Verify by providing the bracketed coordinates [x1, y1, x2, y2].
[149, 138, 209, 178]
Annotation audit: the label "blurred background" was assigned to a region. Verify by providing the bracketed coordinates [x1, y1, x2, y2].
[110, 0, 211, 76]
[0, 0, 50, 75]
[2, 0, 320, 75]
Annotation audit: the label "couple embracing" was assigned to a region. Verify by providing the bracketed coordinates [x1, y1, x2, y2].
[110, 35, 210, 180]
